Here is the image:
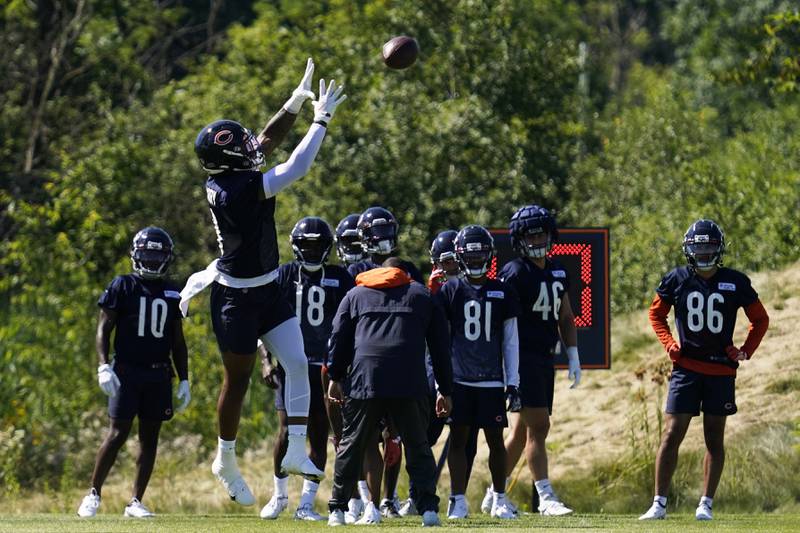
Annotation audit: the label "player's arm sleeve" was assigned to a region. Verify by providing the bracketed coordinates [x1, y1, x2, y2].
[740, 299, 769, 359]
[426, 299, 453, 396]
[649, 294, 678, 351]
[262, 123, 327, 198]
[257, 107, 298, 158]
[325, 295, 356, 381]
[171, 318, 189, 381]
[502, 317, 520, 387]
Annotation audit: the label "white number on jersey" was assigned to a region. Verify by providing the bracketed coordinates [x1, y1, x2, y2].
[296, 284, 326, 327]
[464, 300, 493, 341]
[137, 297, 168, 338]
[532, 281, 564, 320]
[686, 291, 724, 333]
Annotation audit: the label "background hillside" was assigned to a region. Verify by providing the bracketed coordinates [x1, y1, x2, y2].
[1, 0, 799, 511]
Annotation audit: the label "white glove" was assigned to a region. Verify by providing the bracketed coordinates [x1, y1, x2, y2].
[97, 363, 120, 397]
[313, 78, 347, 125]
[175, 380, 191, 413]
[283, 58, 316, 114]
[566, 346, 581, 389]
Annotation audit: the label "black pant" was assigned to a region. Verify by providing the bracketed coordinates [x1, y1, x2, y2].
[329, 396, 439, 514]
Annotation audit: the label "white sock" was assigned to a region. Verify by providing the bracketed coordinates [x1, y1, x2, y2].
[452, 494, 465, 502]
[218, 437, 236, 453]
[493, 490, 505, 502]
[216, 438, 237, 469]
[505, 477, 511, 490]
[300, 479, 319, 507]
[274, 475, 288, 497]
[288, 424, 307, 437]
[534, 478, 554, 500]
[358, 480, 370, 502]
[699, 496, 712, 508]
[655, 495, 667, 507]
[348, 497, 361, 510]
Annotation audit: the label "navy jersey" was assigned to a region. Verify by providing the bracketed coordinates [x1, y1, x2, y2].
[347, 258, 424, 284]
[436, 278, 520, 383]
[206, 170, 279, 278]
[98, 274, 182, 365]
[276, 262, 355, 364]
[656, 266, 757, 367]
[500, 257, 570, 363]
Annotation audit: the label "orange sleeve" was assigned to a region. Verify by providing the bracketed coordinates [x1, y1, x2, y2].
[649, 295, 678, 351]
[741, 299, 769, 359]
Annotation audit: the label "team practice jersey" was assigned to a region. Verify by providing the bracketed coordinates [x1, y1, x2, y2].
[500, 257, 570, 363]
[347, 259, 424, 284]
[275, 262, 355, 364]
[656, 266, 758, 368]
[98, 274, 182, 365]
[436, 278, 520, 383]
[206, 170, 278, 278]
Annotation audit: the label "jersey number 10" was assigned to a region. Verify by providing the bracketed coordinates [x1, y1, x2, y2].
[138, 297, 168, 338]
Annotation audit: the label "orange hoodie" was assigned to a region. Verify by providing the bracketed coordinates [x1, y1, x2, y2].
[355, 267, 412, 289]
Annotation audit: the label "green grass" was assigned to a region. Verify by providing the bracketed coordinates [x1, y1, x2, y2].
[766, 375, 800, 394]
[0, 513, 798, 532]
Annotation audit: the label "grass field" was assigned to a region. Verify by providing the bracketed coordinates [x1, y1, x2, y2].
[1, 513, 799, 533]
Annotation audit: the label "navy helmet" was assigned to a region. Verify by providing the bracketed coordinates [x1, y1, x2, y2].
[334, 213, 366, 265]
[291, 217, 333, 272]
[131, 227, 174, 279]
[357, 206, 399, 255]
[194, 119, 264, 174]
[683, 219, 725, 271]
[454, 225, 495, 278]
[509, 204, 558, 259]
[430, 229, 458, 265]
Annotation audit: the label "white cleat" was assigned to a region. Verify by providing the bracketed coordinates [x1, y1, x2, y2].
[211, 456, 255, 506]
[355, 501, 381, 525]
[345, 498, 365, 523]
[695, 502, 713, 521]
[281, 448, 325, 480]
[491, 499, 518, 519]
[480, 487, 493, 514]
[422, 510, 441, 527]
[639, 501, 667, 520]
[538, 498, 573, 516]
[398, 498, 418, 517]
[446, 497, 468, 519]
[123, 498, 155, 518]
[260, 494, 288, 519]
[328, 509, 346, 526]
[295, 503, 325, 521]
[77, 489, 100, 517]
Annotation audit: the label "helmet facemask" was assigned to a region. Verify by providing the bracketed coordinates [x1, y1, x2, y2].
[684, 236, 724, 271]
[458, 245, 493, 278]
[337, 232, 365, 265]
[522, 227, 550, 259]
[292, 236, 331, 272]
[362, 222, 397, 255]
[131, 244, 172, 279]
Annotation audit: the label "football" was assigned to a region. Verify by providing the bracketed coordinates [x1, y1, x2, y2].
[382, 36, 419, 69]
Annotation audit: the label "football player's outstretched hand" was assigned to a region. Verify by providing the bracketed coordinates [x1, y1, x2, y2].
[313, 79, 347, 125]
[176, 380, 191, 412]
[284, 57, 316, 114]
[97, 363, 120, 397]
[567, 347, 581, 389]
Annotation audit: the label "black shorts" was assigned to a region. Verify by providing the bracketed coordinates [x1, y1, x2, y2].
[449, 383, 507, 428]
[210, 281, 295, 354]
[274, 363, 325, 415]
[109, 364, 173, 421]
[666, 366, 737, 416]
[519, 362, 555, 413]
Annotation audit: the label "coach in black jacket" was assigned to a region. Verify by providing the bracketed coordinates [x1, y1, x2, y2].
[326, 257, 453, 523]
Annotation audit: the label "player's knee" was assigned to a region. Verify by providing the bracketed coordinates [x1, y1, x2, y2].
[529, 421, 550, 441]
[279, 347, 308, 376]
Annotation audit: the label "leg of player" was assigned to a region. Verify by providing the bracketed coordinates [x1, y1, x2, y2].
[211, 350, 257, 505]
[696, 414, 726, 521]
[261, 318, 323, 479]
[295, 366, 328, 521]
[359, 436, 384, 524]
[484, 412, 525, 515]
[446, 425, 470, 519]
[463, 425, 480, 490]
[380, 423, 401, 518]
[78, 418, 133, 517]
[261, 409, 289, 519]
[520, 407, 572, 516]
[484, 427, 515, 519]
[639, 413, 692, 520]
[124, 418, 161, 518]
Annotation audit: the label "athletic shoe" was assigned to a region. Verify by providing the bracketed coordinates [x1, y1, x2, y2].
[211, 456, 255, 506]
[281, 444, 325, 480]
[422, 510, 441, 527]
[123, 498, 154, 518]
[328, 509, 346, 526]
[260, 494, 288, 519]
[380, 497, 400, 518]
[398, 498, 418, 517]
[538, 498, 573, 516]
[491, 499, 518, 519]
[695, 501, 713, 521]
[639, 500, 667, 520]
[77, 489, 100, 517]
[480, 487, 493, 514]
[355, 501, 381, 525]
[345, 498, 364, 524]
[295, 503, 324, 521]
[447, 497, 468, 519]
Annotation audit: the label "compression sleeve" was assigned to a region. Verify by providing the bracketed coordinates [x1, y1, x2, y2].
[262, 123, 326, 198]
[649, 294, 678, 351]
[741, 299, 769, 359]
[502, 317, 520, 387]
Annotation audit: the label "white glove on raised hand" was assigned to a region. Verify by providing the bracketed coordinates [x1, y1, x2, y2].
[97, 363, 120, 397]
[313, 79, 347, 125]
[566, 346, 581, 389]
[175, 380, 191, 412]
[283, 58, 316, 114]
